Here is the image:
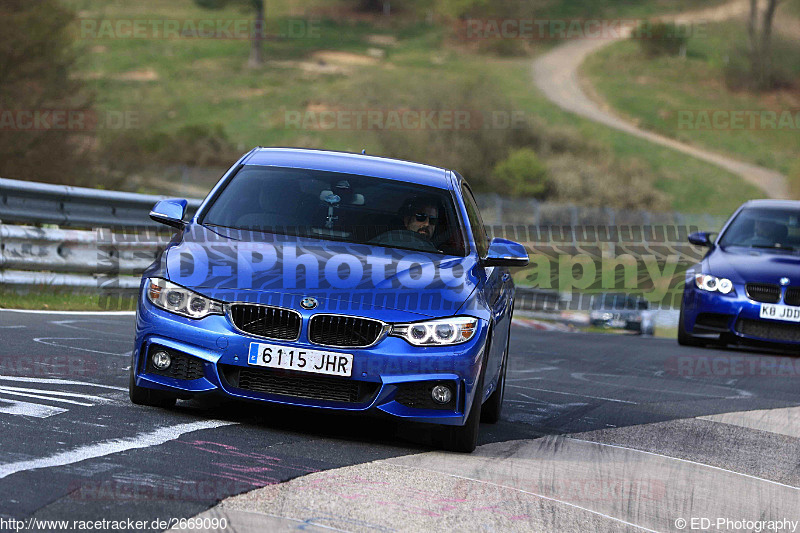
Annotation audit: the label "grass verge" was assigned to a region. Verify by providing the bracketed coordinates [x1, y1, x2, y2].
[582, 19, 800, 179]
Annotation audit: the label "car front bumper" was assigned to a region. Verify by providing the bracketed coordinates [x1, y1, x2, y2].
[131, 293, 489, 426]
[683, 285, 800, 347]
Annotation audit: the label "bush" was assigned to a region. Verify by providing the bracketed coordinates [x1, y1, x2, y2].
[491, 149, 549, 198]
[633, 22, 688, 57]
[546, 154, 668, 210]
[724, 38, 800, 91]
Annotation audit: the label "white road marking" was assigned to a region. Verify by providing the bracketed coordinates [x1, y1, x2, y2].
[0, 376, 126, 391]
[509, 366, 559, 374]
[49, 319, 129, 337]
[0, 326, 26, 329]
[32, 337, 129, 356]
[388, 463, 659, 533]
[507, 384, 638, 404]
[0, 309, 135, 316]
[0, 399, 68, 418]
[571, 372, 754, 399]
[0, 390, 93, 407]
[0, 385, 111, 403]
[567, 437, 800, 491]
[0, 420, 237, 480]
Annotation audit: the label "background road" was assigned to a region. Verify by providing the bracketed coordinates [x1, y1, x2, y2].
[1, 309, 799, 531]
[531, 0, 789, 199]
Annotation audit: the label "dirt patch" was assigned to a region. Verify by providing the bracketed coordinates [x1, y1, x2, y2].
[113, 68, 159, 82]
[311, 51, 380, 66]
[90, 45, 108, 54]
[267, 59, 351, 76]
[367, 34, 398, 46]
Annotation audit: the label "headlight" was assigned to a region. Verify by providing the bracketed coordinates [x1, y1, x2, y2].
[390, 317, 478, 346]
[695, 274, 734, 294]
[146, 278, 224, 319]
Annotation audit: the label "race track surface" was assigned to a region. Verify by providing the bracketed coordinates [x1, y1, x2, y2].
[0, 309, 799, 532]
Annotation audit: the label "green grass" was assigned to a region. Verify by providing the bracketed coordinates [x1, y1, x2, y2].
[582, 20, 800, 179]
[60, 0, 758, 214]
[0, 289, 120, 311]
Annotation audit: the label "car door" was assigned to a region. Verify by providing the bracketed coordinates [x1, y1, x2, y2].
[461, 185, 508, 386]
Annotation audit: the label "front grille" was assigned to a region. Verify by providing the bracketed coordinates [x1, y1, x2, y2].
[146, 346, 205, 380]
[735, 318, 800, 343]
[229, 304, 301, 340]
[745, 283, 781, 303]
[219, 365, 379, 403]
[694, 313, 733, 332]
[785, 287, 800, 306]
[395, 382, 457, 410]
[309, 315, 385, 347]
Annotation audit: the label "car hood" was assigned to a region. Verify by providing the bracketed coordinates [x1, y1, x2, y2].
[705, 246, 800, 284]
[164, 225, 479, 318]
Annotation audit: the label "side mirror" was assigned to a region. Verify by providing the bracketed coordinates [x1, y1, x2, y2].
[688, 231, 713, 247]
[150, 199, 187, 229]
[483, 238, 529, 267]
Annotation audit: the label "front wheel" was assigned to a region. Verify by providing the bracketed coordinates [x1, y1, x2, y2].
[129, 367, 177, 408]
[481, 332, 509, 424]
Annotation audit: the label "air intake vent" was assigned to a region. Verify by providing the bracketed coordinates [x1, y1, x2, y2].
[736, 318, 800, 343]
[308, 315, 385, 347]
[745, 283, 780, 304]
[219, 365, 379, 403]
[229, 304, 301, 340]
[784, 287, 800, 307]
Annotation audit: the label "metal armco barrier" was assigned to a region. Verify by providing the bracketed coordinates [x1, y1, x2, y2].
[0, 177, 197, 289]
[0, 177, 202, 229]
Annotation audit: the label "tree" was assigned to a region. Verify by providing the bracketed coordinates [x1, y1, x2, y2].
[747, 0, 782, 89]
[194, 0, 265, 67]
[0, 0, 93, 185]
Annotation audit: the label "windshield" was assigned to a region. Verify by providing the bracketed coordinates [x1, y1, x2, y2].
[201, 165, 467, 256]
[718, 206, 800, 252]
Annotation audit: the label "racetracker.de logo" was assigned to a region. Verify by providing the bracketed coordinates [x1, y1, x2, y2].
[79, 18, 320, 40]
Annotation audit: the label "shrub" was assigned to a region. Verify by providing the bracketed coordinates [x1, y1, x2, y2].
[491, 149, 549, 198]
[724, 38, 800, 91]
[633, 22, 688, 57]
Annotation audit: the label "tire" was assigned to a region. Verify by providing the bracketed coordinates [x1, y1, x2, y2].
[129, 366, 177, 408]
[481, 332, 509, 424]
[677, 298, 704, 347]
[440, 372, 483, 453]
[440, 331, 491, 453]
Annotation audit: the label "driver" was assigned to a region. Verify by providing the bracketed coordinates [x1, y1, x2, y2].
[401, 197, 439, 240]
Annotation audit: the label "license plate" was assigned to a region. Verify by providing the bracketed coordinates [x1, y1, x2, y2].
[759, 304, 800, 323]
[247, 342, 353, 377]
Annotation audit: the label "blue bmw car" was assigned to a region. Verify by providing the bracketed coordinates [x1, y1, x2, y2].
[130, 148, 528, 452]
[679, 200, 800, 351]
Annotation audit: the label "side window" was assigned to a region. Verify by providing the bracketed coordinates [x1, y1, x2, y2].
[461, 185, 489, 258]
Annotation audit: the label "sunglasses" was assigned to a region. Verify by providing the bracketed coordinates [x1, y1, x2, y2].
[414, 213, 438, 224]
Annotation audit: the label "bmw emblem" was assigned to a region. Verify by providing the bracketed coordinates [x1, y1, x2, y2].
[780, 277, 790, 286]
[300, 297, 318, 310]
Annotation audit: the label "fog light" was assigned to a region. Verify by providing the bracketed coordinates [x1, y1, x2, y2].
[431, 384, 452, 404]
[152, 350, 171, 370]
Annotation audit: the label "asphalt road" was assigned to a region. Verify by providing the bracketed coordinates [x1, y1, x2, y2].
[1, 309, 799, 532]
[531, 0, 789, 199]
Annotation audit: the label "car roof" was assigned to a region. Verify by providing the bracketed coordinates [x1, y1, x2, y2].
[243, 148, 452, 190]
[741, 199, 800, 209]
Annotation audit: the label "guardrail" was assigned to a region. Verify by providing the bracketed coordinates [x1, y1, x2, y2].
[0, 178, 197, 290]
[1, 177, 724, 297]
[0, 177, 202, 229]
